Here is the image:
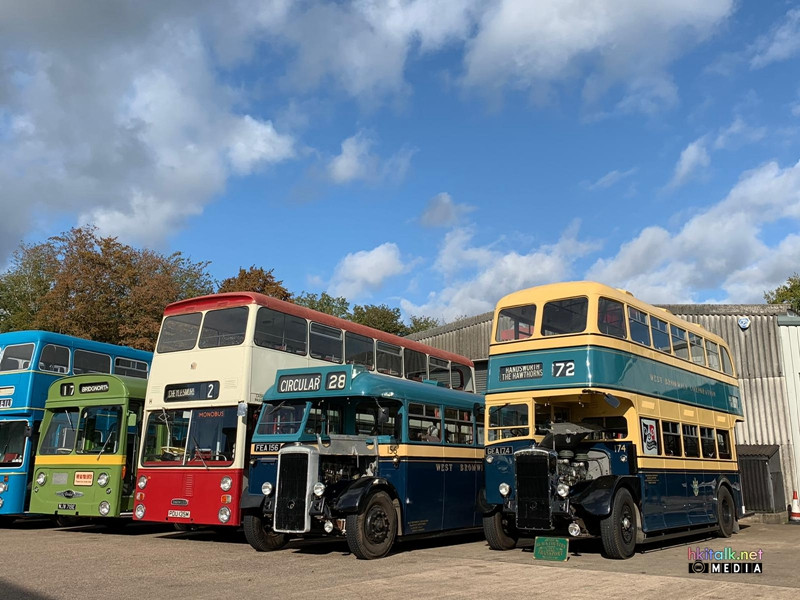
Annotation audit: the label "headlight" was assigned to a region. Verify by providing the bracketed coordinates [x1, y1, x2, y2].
[218, 506, 231, 523]
[220, 476, 232, 492]
[261, 481, 273, 496]
[134, 504, 145, 519]
[36, 472, 47, 486]
[0, 482, 8, 493]
[557, 483, 570, 498]
[137, 475, 147, 490]
[313, 482, 326, 497]
[498, 482, 510, 497]
[97, 473, 109, 487]
[486, 455, 494, 464]
[99, 501, 111, 516]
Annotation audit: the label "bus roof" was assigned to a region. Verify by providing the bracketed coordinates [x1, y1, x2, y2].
[0, 330, 151, 359]
[46, 374, 148, 403]
[164, 292, 473, 366]
[264, 365, 482, 410]
[494, 281, 728, 347]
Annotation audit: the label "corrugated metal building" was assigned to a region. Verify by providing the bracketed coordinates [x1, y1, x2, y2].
[411, 303, 800, 513]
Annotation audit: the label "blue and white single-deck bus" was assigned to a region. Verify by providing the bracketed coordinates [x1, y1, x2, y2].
[242, 364, 485, 559]
[483, 282, 743, 559]
[0, 331, 151, 523]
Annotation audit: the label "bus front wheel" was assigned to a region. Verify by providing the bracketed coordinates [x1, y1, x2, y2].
[346, 491, 397, 559]
[482, 509, 518, 550]
[243, 513, 288, 551]
[600, 487, 637, 559]
[716, 487, 735, 538]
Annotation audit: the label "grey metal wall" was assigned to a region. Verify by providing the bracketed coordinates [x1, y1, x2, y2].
[409, 311, 493, 360]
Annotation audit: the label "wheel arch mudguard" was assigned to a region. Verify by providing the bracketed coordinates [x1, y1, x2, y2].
[570, 475, 640, 518]
[330, 477, 399, 515]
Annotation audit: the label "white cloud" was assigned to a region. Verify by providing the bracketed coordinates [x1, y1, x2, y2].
[587, 168, 637, 190]
[0, 2, 298, 256]
[588, 159, 800, 303]
[419, 193, 475, 227]
[462, 0, 733, 113]
[749, 7, 800, 69]
[329, 243, 410, 298]
[713, 116, 766, 149]
[668, 137, 710, 188]
[328, 131, 415, 184]
[401, 222, 598, 321]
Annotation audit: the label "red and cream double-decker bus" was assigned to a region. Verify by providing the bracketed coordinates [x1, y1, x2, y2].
[133, 292, 474, 529]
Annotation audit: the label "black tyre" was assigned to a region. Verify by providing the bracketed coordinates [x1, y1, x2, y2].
[0, 516, 16, 527]
[243, 513, 289, 551]
[345, 491, 397, 560]
[173, 523, 194, 532]
[482, 509, 518, 550]
[716, 487, 735, 538]
[600, 487, 637, 559]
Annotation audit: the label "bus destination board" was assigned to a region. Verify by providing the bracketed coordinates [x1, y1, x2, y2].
[164, 381, 220, 402]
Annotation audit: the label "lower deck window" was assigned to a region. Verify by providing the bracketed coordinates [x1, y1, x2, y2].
[488, 403, 529, 441]
[663, 421, 682, 456]
[682, 424, 700, 458]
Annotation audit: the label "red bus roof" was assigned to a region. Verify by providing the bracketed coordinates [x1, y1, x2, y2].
[163, 292, 473, 366]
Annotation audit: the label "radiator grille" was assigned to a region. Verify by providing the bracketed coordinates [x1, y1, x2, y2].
[515, 452, 554, 530]
[275, 453, 309, 532]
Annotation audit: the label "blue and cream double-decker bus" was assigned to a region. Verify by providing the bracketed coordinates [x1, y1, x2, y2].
[0, 331, 151, 523]
[483, 282, 743, 559]
[242, 364, 485, 559]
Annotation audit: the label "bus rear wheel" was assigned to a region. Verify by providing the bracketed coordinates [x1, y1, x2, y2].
[716, 487, 735, 538]
[483, 509, 518, 550]
[346, 491, 397, 560]
[243, 513, 289, 551]
[600, 487, 637, 559]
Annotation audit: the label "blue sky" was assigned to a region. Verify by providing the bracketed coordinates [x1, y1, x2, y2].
[2, 1, 800, 322]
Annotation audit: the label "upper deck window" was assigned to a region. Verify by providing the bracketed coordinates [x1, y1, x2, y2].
[345, 332, 374, 370]
[495, 304, 536, 342]
[541, 297, 587, 336]
[705, 340, 721, 371]
[114, 357, 148, 378]
[650, 317, 671, 353]
[404, 348, 426, 381]
[376, 341, 402, 377]
[39, 344, 70, 374]
[74, 349, 111, 374]
[0, 343, 35, 371]
[199, 306, 248, 349]
[688, 333, 705, 365]
[598, 298, 626, 339]
[670, 325, 689, 360]
[310, 322, 343, 363]
[254, 307, 307, 355]
[720, 347, 734, 376]
[157, 312, 202, 353]
[451, 362, 472, 391]
[627, 307, 651, 346]
[429, 357, 450, 387]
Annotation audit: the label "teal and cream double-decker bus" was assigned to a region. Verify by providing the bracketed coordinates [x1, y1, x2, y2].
[29, 375, 146, 521]
[242, 364, 485, 559]
[483, 282, 743, 559]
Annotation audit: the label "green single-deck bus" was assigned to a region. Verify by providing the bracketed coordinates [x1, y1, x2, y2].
[30, 374, 146, 521]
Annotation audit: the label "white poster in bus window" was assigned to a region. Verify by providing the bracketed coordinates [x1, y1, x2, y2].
[641, 418, 659, 455]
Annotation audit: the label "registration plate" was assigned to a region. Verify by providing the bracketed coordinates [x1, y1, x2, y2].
[0, 398, 11, 408]
[58, 503, 76, 511]
[168, 510, 191, 519]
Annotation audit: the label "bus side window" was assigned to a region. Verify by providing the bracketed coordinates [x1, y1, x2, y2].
[700, 427, 716, 458]
[716, 429, 732, 459]
[662, 421, 681, 456]
[682, 424, 700, 457]
[598, 297, 626, 339]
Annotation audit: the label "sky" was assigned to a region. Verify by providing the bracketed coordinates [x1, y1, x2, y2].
[1, 1, 800, 323]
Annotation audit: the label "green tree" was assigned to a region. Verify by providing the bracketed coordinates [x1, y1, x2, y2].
[1, 226, 214, 350]
[765, 273, 800, 313]
[0, 241, 59, 333]
[407, 315, 441, 334]
[294, 292, 351, 319]
[218, 266, 291, 300]
[351, 303, 408, 336]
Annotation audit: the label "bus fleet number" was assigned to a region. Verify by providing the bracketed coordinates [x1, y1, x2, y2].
[552, 360, 575, 378]
[326, 372, 347, 390]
